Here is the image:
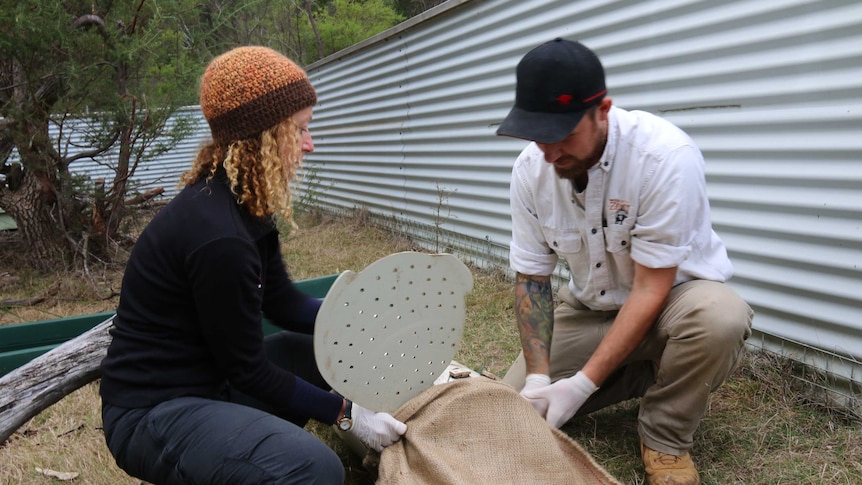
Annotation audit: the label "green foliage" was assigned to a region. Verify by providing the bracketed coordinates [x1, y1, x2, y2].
[0, 1, 204, 116]
[0, 0, 419, 269]
[0, 0, 209, 268]
[301, 0, 405, 64]
[388, 0, 447, 19]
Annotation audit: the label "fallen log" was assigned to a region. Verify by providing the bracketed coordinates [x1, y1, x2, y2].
[0, 275, 340, 447]
[125, 187, 165, 206]
[0, 315, 114, 444]
[0, 284, 60, 308]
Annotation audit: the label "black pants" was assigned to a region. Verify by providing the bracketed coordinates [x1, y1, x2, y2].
[102, 331, 344, 485]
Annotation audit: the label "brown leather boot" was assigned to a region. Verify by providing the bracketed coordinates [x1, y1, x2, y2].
[641, 441, 701, 485]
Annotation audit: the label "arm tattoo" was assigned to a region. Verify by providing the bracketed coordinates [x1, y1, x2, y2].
[514, 273, 554, 375]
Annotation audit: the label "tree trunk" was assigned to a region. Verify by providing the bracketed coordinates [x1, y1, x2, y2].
[0, 315, 114, 445]
[104, 98, 133, 242]
[304, 0, 324, 59]
[0, 170, 68, 270]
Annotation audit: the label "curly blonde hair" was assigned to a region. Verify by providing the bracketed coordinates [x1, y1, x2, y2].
[181, 118, 303, 222]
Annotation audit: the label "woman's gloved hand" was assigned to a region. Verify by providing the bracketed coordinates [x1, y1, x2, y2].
[348, 402, 407, 452]
[520, 371, 598, 428]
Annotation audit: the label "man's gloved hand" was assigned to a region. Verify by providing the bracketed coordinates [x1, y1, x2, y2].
[521, 371, 598, 428]
[520, 373, 552, 417]
[349, 402, 407, 452]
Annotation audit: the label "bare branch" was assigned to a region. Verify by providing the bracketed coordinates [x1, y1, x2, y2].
[124, 187, 164, 205]
[126, 0, 149, 35]
[62, 130, 121, 165]
[71, 15, 110, 42]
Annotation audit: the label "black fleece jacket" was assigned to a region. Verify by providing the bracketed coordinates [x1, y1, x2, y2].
[99, 172, 342, 424]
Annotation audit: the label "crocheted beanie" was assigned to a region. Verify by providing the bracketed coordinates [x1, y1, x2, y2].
[200, 46, 317, 143]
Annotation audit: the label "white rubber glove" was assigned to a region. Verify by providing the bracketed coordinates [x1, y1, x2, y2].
[520, 373, 552, 417]
[521, 371, 598, 428]
[349, 402, 407, 452]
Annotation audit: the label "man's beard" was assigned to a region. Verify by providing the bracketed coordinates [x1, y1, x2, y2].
[553, 132, 607, 180]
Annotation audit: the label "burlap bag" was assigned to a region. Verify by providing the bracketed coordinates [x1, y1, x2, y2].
[376, 377, 623, 485]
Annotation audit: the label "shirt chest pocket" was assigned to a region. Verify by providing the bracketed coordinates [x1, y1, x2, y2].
[603, 225, 632, 253]
[543, 227, 583, 255]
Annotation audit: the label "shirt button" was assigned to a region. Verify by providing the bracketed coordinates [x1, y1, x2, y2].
[553, 241, 558, 247]
[596, 262, 602, 268]
[591, 228, 597, 234]
[600, 290, 606, 296]
[621, 241, 627, 246]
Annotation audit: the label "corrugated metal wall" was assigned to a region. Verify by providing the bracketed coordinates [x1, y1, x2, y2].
[123, 108, 211, 200]
[7, 106, 209, 201]
[302, 0, 862, 412]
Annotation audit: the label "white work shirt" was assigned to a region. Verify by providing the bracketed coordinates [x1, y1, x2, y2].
[509, 106, 733, 311]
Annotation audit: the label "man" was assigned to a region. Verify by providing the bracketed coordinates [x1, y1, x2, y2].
[496, 38, 754, 485]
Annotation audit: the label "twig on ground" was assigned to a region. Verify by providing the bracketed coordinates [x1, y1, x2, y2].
[0, 284, 59, 308]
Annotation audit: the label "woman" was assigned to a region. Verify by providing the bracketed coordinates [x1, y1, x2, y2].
[100, 46, 406, 485]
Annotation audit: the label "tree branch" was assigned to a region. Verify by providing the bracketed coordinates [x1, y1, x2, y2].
[71, 15, 110, 42]
[62, 129, 120, 165]
[124, 187, 164, 205]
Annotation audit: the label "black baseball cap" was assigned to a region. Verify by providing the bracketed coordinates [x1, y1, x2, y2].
[497, 38, 607, 144]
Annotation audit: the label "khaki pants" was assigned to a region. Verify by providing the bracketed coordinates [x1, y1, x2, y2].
[503, 280, 753, 455]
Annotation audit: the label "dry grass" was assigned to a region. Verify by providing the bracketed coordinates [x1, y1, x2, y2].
[0, 383, 141, 485]
[1, 209, 860, 484]
[562, 352, 862, 484]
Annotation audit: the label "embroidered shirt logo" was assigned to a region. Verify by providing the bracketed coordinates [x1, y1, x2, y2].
[609, 199, 630, 225]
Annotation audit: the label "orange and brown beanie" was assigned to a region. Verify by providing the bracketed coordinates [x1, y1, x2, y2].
[200, 46, 317, 143]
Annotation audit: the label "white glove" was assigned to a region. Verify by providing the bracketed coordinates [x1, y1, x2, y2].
[349, 402, 407, 452]
[521, 371, 598, 428]
[520, 373, 551, 417]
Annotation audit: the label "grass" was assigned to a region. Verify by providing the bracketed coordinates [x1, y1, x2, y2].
[1, 208, 860, 484]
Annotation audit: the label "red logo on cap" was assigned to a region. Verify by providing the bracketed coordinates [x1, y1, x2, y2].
[556, 94, 573, 105]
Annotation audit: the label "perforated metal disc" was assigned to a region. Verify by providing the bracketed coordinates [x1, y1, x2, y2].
[314, 252, 473, 412]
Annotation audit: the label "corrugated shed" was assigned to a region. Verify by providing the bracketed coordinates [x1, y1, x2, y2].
[301, 0, 862, 412]
[7, 106, 209, 201]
